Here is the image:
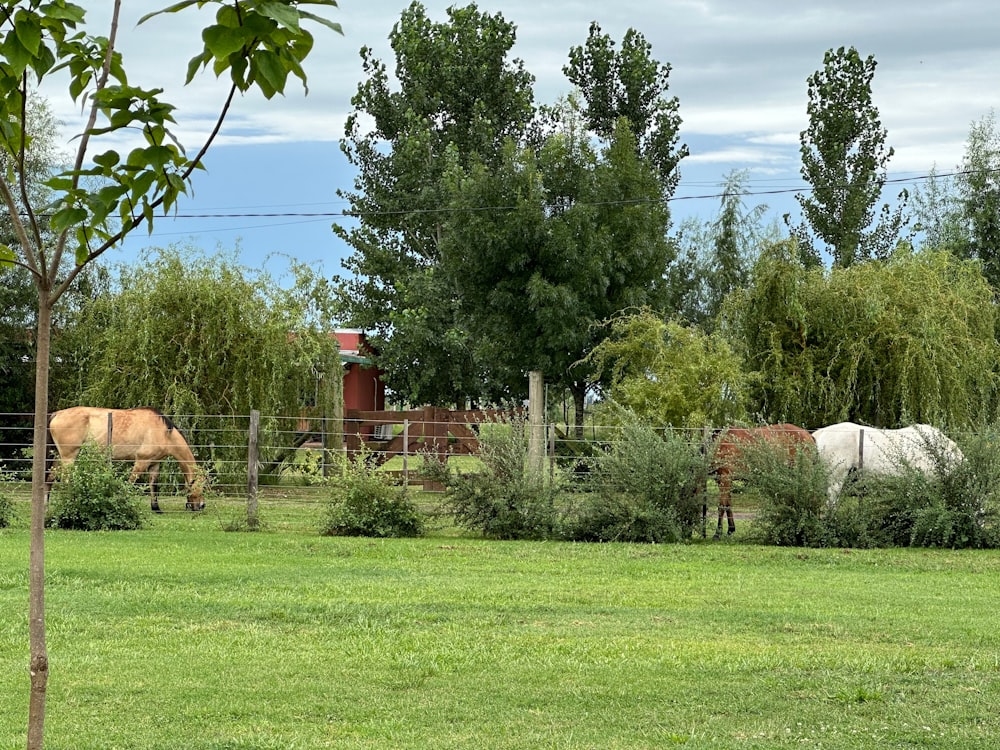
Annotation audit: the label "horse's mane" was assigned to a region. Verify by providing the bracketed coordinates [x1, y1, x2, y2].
[141, 407, 178, 434]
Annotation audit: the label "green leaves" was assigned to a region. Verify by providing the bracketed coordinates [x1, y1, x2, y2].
[167, 0, 340, 94]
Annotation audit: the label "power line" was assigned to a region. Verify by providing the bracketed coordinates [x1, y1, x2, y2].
[162, 166, 998, 221]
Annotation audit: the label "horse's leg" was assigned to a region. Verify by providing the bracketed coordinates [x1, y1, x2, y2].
[131, 460, 162, 513]
[148, 462, 163, 513]
[714, 471, 729, 540]
[726, 504, 736, 536]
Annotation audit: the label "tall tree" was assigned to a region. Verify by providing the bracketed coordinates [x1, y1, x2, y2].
[0, 3, 340, 745]
[954, 110, 1000, 288]
[335, 2, 535, 406]
[564, 21, 688, 187]
[796, 46, 907, 267]
[439, 105, 677, 430]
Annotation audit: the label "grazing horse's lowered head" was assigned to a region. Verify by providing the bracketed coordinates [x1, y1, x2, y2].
[47, 406, 205, 512]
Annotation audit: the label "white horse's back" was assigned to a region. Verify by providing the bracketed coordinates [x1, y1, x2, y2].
[813, 422, 963, 500]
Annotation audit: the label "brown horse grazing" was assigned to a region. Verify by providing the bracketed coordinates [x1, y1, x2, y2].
[707, 424, 814, 539]
[47, 407, 205, 512]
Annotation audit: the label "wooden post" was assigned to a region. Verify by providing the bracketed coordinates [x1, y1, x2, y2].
[403, 419, 410, 488]
[528, 371, 544, 477]
[247, 410, 260, 527]
[858, 428, 865, 471]
[106, 412, 113, 466]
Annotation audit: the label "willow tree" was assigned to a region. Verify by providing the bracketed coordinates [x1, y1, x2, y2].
[726, 241, 998, 428]
[0, 3, 340, 746]
[586, 307, 747, 429]
[60, 247, 341, 487]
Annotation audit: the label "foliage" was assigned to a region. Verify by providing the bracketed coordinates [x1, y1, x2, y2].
[725, 241, 999, 428]
[439, 103, 678, 423]
[569, 417, 705, 543]
[586, 308, 746, 428]
[46, 442, 146, 531]
[741, 440, 830, 547]
[669, 170, 773, 328]
[335, 2, 534, 406]
[953, 110, 1000, 288]
[910, 165, 968, 254]
[320, 454, 423, 538]
[0, 482, 14, 528]
[825, 429, 1000, 550]
[427, 420, 563, 540]
[796, 46, 907, 267]
[60, 247, 342, 487]
[563, 21, 688, 187]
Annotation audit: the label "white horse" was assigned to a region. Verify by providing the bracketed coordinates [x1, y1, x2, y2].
[812, 422, 964, 501]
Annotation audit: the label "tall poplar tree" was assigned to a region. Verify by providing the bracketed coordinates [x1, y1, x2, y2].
[796, 46, 907, 267]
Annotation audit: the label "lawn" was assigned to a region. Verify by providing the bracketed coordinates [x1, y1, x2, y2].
[1, 498, 999, 748]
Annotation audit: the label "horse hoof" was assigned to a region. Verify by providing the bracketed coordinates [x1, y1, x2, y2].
[151, 506, 163, 514]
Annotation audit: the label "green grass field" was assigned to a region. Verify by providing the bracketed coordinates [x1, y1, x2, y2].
[1, 492, 1000, 749]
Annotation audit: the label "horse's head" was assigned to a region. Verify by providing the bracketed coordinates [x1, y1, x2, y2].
[186, 471, 207, 511]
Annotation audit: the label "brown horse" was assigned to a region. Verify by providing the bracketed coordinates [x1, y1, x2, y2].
[707, 424, 814, 538]
[47, 407, 205, 512]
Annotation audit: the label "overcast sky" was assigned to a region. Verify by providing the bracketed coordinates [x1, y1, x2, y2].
[41, 1, 1000, 279]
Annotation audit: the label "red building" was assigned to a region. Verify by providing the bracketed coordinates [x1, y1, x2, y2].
[336, 329, 385, 412]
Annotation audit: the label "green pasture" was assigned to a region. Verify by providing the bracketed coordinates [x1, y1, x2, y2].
[1, 494, 1000, 749]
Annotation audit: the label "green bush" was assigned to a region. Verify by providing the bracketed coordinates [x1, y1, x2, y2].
[0, 486, 14, 528]
[742, 440, 830, 547]
[320, 453, 423, 538]
[823, 428, 1000, 549]
[47, 442, 147, 531]
[427, 418, 563, 540]
[569, 419, 706, 543]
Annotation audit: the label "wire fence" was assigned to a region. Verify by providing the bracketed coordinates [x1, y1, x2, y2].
[0, 411, 711, 531]
[13, 411, 975, 535]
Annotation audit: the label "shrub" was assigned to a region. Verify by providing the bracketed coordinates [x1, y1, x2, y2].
[0, 486, 14, 528]
[320, 453, 423, 538]
[568, 419, 706, 543]
[742, 440, 830, 547]
[428, 419, 563, 540]
[47, 442, 146, 531]
[824, 428, 1000, 549]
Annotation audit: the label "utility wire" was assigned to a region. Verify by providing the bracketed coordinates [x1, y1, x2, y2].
[162, 166, 999, 221]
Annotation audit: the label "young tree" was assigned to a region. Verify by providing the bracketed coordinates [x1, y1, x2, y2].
[585, 307, 746, 428]
[0, 3, 340, 746]
[796, 46, 907, 267]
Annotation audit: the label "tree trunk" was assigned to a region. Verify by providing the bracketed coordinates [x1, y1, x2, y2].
[571, 381, 587, 440]
[27, 291, 51, 749]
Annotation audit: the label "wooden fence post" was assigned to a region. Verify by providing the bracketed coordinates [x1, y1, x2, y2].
[247, 410, 260, 527]
[403, 419, 410, 488]
[106, 412, 113, 465]
[528, 371, 545, 477]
